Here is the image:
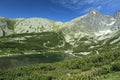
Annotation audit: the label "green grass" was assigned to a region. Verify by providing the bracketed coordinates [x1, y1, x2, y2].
[103, 72, 120, 80]
[0, 49, 120, 80]
[0, 32, 70, 55]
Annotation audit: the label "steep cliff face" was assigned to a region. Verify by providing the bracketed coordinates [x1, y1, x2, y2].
[0, 18, 6, 36]
[69, 10, 120, 36]
[70, 10, 117, 36]
[113, 11, 120, 30]
[0, 27, 3, 37]
[0, 18, 13, 37]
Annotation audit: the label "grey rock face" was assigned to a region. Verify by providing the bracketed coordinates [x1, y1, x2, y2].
[70, 9, 118, 36]
[0, 19, 6, 36]
[113, 11, 120, 30]
[0, 18, 13, 37]
[14, 18, 56, 33]
[0, 27, 3, 36]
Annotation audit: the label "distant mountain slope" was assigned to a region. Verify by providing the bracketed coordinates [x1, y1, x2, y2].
[0, 9, 120, 55]
[0, 9, 120, 37]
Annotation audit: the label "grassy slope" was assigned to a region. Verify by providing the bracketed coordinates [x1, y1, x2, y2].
[103, 72, 120, 80]
[0, 32, 70, 55]
[0, 48, 120, 80]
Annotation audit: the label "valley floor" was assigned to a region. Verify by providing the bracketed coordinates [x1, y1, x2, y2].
[0, 49, 120, 80]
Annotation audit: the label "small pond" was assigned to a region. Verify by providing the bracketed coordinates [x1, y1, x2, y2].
[0, 52, 74, 69]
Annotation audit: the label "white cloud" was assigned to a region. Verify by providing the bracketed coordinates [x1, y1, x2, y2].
[51, 0, 112, 14]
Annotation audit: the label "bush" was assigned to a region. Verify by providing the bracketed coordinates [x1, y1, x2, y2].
[111, 61, 120, 71]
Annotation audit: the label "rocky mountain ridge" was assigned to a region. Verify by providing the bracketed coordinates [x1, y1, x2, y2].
[0, 9, 120, 47]
[70, 9, 120, 36]
[1, 10, 120, 37]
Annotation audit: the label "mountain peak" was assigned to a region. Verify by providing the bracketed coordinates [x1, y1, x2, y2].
[89, 9, 100, 15]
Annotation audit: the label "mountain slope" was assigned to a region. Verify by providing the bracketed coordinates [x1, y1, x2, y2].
[0, 9, 120, 37]
[70, 9, 117, 36]
[0, 9, 120, 56]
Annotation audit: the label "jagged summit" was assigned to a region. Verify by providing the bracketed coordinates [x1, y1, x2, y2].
[70, 9, 120, 36]
[89, 9, 101, 15]
[71, 9, 101, 22]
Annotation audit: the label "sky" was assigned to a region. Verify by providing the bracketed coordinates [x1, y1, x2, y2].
[0, 0, 120, 22]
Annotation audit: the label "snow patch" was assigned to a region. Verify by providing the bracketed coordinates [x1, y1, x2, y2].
[93, 11, 96, 14]
[95, 30, 112, 36]
[13, 37, 26, 41]
[101, 19, 116, 26]
[75, 52, 91, 55]
[110, 37, 120, 44]
[64, 50, 73, 54]
[111, 46, 119, 50]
